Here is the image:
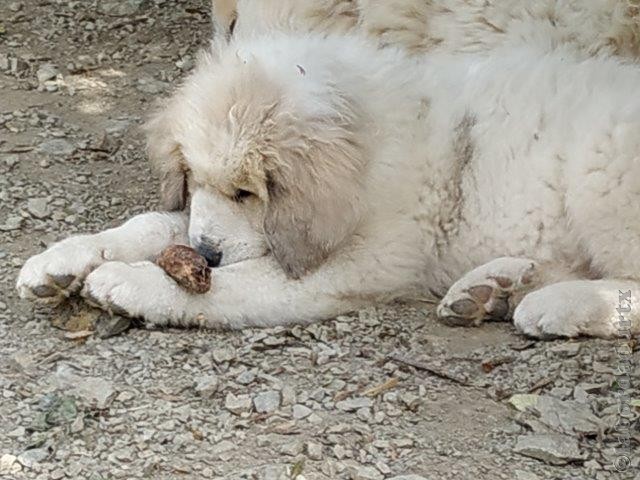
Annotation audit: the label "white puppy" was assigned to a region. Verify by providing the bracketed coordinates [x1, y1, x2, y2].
[17, 32, 640, 339]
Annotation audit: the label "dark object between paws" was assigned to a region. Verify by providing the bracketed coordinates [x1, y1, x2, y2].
[157, 245, 212, 294]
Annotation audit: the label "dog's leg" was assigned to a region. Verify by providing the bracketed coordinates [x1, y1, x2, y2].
[81, 253, 410, 329]
[436, 257, 545, 327]
[17, 212, 188, 304]
[514, 280, 640, 338]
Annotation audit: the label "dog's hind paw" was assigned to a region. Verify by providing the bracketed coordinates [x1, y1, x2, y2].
[437, 257, 539, 327]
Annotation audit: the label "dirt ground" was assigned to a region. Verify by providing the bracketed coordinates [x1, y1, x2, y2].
[0, 1, 638, 479]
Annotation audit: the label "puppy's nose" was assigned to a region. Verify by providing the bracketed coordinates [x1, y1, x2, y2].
[195, 242, 223, 268]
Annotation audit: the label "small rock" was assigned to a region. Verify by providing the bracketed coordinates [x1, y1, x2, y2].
[99, 0, 145, 16]
[351, 466, 383, 480]
[51, 469, 66, 480]
[388, 476, 429, 480]
[514, 434, 583, 465]
[27, 198, 50, 219]
[306, 442, 323, 460]
[254, 390, 281, 414]
[194, 375, 218, 398]
[7, 426, 25, 438]
[72, 377, 116, 409]
[336, 397, 373, 412]
[293, 404, 312, 420]
[0, 216, 23, 231]
[225, 393, 252, 415]
[509, 394, 601, 435]
[0, 454, 21, 474]
[0, 53, 9, 71]
[17, 448, 49, 468]
[279, 440, 304, 457]
[515, 471, 541, 480]
[95, 315, 131, 339]
[236, 370, 255, 385]
[213, 347, 236, 363]
[38, 138, 75, 156]
[36, 64, 58, 84]
[549, 342, 581, 357]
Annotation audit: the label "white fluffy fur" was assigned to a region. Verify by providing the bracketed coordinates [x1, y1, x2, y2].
[18, 30, 640, 338]
[16, 3, 640, 339]
[215, 0, 640, 58]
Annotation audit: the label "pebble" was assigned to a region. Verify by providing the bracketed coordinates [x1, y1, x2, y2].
[254, 390, 281, 413]
[514, 434, 583, 465]
[17, 448, 49, 468]
[36, 63, 58, 84]
[225, 393, 252, 415]
[0, 454, 21, 474]
[388, 477, 430, 480]
[27, 198, 51, 219]
[351, 465, 383, 480]
[279, 440, 304, 457]
[306, 442, 323, 461]
[37, 138, 75, 156]
[293, 404, 312, 420]
[194, 375, 219, 398]
[336, 397, 373, 412]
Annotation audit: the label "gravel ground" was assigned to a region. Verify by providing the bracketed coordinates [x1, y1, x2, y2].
[1, 1, 639, 479]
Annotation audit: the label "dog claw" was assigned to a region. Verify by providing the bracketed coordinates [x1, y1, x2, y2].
[51, 274, 76, 289]
[31, 285, 59, 298]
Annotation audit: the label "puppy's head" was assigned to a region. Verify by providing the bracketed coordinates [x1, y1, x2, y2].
[146, 43, 367, 278]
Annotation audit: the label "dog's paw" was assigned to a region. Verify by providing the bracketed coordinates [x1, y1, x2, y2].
[17, 237, 109, 304]
[513, 281, 632, 339]
[81, 261, 188, 326]
[437, 257, 538, 327]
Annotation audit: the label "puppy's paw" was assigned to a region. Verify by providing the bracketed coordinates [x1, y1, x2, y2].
[81, 261, 188, 327]
[437, 258, 538, 327]
[513, 281, 633, 339]
[17, 237, 109, 304]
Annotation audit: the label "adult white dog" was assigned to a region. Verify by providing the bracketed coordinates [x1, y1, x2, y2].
[211, 0, 640, 58]
[17, 28, 640, 338]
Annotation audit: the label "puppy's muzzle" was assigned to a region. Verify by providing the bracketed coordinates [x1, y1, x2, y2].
[194, 240, 223, 268]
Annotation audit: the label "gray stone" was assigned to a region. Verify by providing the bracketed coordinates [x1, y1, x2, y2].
[27, 198, 50, 219]
[254, 390, 281, 413]
[306, 441, 323, 460]
[38, 138, 75, 156]
[514, 434, 583, 465]
[36, 64, 58, 84]
[225, 393, 252, 415]
[194, 375, 218, 398]
[515, 471, 541, 480]
[509, 394, 601, 435]
[293, 404, 312, 420]
[0, 454, 21, 475]
[351, 466, 384, 480]
[99, 0, 145, 16]
[279, 440, 304, 457]
[389, 476, 429, 480]
[0, 216, 23, 231]
[72, 377, 117, 409]
[17, 448, 49, 468]
[336, 397, 373, 412]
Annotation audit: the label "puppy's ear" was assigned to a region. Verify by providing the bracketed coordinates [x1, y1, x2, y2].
[211, 0, 238, 40]
[144, 107, 188, 212]
[263, 103, 367, 279]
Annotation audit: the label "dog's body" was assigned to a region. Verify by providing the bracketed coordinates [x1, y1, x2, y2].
[214, 0, 640, 59]
[17, 31, 640, 338]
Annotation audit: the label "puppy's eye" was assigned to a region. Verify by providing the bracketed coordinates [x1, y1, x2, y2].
[233, 189, 254, 202]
